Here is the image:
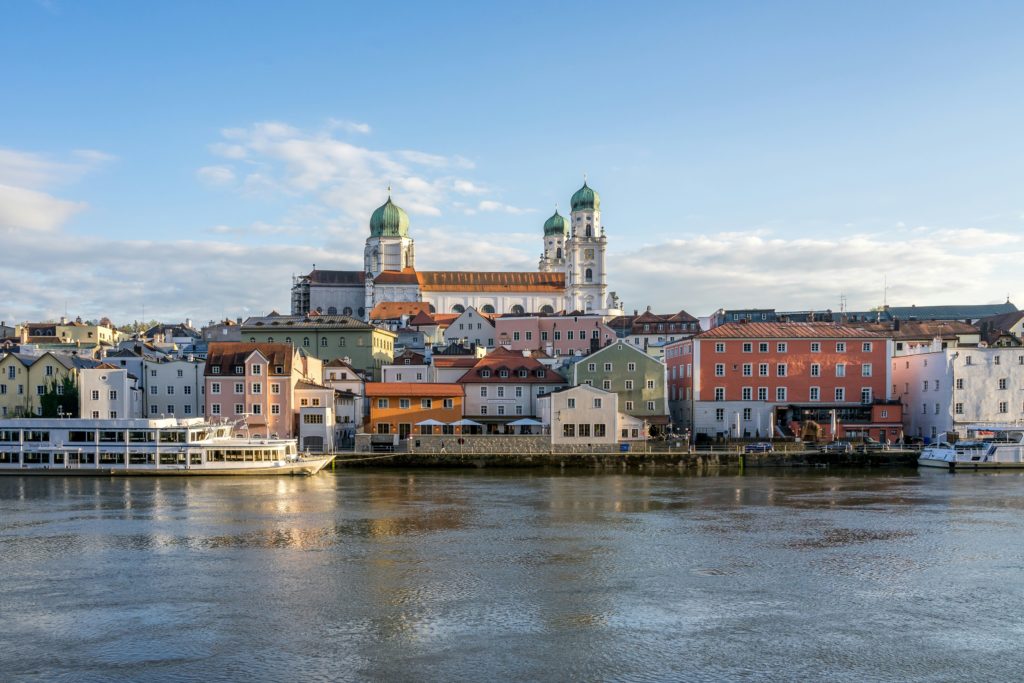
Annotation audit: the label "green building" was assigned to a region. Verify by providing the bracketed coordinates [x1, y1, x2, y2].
[570, 341, 670, 434]
[241, 313, 395, 381]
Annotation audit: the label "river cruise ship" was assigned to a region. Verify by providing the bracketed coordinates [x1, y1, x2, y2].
[0, 417, 332, 476]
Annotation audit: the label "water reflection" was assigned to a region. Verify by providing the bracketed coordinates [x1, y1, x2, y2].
[3, 469, 1024, 682]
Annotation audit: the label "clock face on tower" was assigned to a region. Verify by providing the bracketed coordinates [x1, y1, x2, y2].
[584, 248, 595, 259]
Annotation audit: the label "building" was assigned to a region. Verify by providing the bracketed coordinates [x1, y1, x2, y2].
[708, 309, 778, 328]
[203, 342, 324, 439]
[442, 307, 497, 349]
[365, 383, 464, 438]
[0, 351, 99, 418]
[495, 313, 616, 357]
[855, 320, 981, 356]
[290, 181, 623, 319]
[570, 342, 669, 432]
[382, 351, 430, 384]
[537, 384, 644, 446]
[241, 312, 395, 381]
[202, 318, 243, 343]
[892, 347, 1024, 442]
[457, 347, 567, 432]
[669, 322, 900, 442]
[79, 366, 143, 419]
[607, 308, 700, 358]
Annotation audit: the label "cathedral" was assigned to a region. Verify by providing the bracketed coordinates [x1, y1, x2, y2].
[290, 180, 622, 319]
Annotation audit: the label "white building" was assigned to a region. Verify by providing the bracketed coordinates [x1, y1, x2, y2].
[893, 347, 1024, 441]
[443, 307, 496, 349]
[537, 384, 644, 445]
[79, 367, 143, 419]
[143, 358, 205, 418]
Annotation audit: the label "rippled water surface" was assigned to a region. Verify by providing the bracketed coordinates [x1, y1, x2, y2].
[3, 469, 1024, 682]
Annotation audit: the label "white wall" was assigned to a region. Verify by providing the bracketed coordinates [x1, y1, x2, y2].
[79, 369, 142, 419]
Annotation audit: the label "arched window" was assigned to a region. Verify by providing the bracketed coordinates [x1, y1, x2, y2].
[585, 268, 593, 283]
[510, 304, 525, 315]
[540, 305, 554, 315]
[357, 308, 365, 318]
[303, 337, 310, 347]
[556, 248, 562, 259]
[481, 304, 495, 314]
[585, 226, 592, 237]
[249, 337, 255, 343]
[315, 306, 323, 314]
[452, 304, 465, 313]
[342, 307, 353, 316]
[285, 337, 291, 344]
[327, 306, 337, 315]
[267, 337, 273, 343]
[428, 303, 436, 313]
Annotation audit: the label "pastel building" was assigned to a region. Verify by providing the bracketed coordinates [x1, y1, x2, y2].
[365, 383, 464, 438]
[203, 342, 324, 439]
[537, 384, 645, 446]
[570, 342, 669, 431]
[457, 347, 567, 432]
[495, 314, 616, 357]
[79, 366, 143, 419]
[668, 322, 900, 442]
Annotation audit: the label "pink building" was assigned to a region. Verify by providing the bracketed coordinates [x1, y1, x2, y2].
[495, 314, 616, 357]
[204, 342, 324, 438]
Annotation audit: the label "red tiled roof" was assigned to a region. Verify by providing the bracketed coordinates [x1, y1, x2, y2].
[204, 342, 297, 376]
[854, 321, 978, 340]
[457, 347, 566, 384]
[407, 310, 438, 326]
[698, 322, 885, 339]
[373, 268, 420, 285]
[417, 271, 565, 293]
[365, 382, 464, 397]
[369, 301, 433, 320]
[431, 356, 478, 368]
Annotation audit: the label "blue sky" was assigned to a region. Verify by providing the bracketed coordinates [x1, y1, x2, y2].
[2, 0, 1023, 325]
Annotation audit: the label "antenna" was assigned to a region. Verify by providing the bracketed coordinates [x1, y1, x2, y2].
[883, 275, 888, 308]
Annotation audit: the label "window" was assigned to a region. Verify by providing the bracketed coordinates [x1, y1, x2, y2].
[999, 378, 1008, 390]
[759, 342, 769, 353]
[776, 387, 787, 401]
[270, 383, 280, 394]
[862, 363, 872, 377]
[563, 424, 575, 437]
[627, 362, 636, 372]
[167, 386, 175, 395]
[715, 343, 725, 353]
[150, 386, 158, 395]
[604, 363, 613, 372]
[151, 405, 159, 415]
[810, 342, 820, 353]
[625, 401, 634, 411]
[715, 408, 724, 421]
[109, 390, 117, 401]
[234, 404, 245, 415]
[567, 397, 577, 409]
[757, 387, 768, 401]
[861, 388, 872, 404]
[646, 380, 655, 389]
[742, 342, 752, 353]
[777, 343, 787, 353]
[588, 363, 596, 372]
[252, 404, 262, 415]
[922, 380, 929, 392]
[498, 405, 506, 415]
[593, 398, 602, 408]
[624, 380, 634, 390]
[809, 386, 820, 401]
[956, 378, 964, 389]
[184, 386, 192, 395]
[594, 424, 606, 437]
[810, 363, 820, 377]
[995, 356, 1001, 365]
[836, 364, 846, 378]
[646, 401, 655, 411]
[251, 365, 262, 375]
[497, 387, 505, 398]
[480, 386, 488, 398]
[742, 408, 751, 420]
[399, 399, 410, 409]
[271, 404, 280, 414]
[743, 363, 752, 377]
[321, 338, 328, 347]
[513, 331, 520, 341]
[715, 363, 725, 377]
[836, 342, 846, 352]
[377, 423, 391, 434]
[251, 383, 261, 394]
[777, 364, 787, 377]
[480, 406, 488, 415]
[602, 380, 611, 390]
[714, 387, 725, 401]
[90, 389, 100, 400]
[234, 382, 244, 394]
[965, 355, 972, 366]
[212, 404, 221, 415]
[303, 337, 310, 347]
[443, 398, 454, 409]
[862, 342, 873, 352]
[835, 388, 845, 401]
[742, 387, 752, 400]
[759, 363, 769, 377]
[934, 403, 940, 415]
[955, 402, 964, 415]
[377, 399, 389, 408]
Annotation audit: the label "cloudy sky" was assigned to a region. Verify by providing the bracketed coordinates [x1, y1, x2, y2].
[3, 1, 1023, 326]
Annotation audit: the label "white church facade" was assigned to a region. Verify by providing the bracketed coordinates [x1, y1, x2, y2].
[290, 180, 622, 319]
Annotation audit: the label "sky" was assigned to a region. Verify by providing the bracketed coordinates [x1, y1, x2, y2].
[2, 0, 1024, 326]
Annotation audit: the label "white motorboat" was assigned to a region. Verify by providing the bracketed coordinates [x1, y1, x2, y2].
[0, 417, 332, 476]
[918, 430, 1024, 470]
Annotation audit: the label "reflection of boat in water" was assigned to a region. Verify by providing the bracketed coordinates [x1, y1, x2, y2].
[0, 417, 331, 476]
[918, 429, 1024, 470]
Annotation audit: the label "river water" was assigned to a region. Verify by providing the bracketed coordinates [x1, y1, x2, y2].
[2, 468, 1023, 682]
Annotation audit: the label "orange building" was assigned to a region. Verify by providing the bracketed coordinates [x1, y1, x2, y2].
[666, 322, 902, 442]
[365, 383, 464, 438]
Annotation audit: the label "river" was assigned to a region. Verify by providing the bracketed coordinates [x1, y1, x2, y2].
[2, 468, 1023, 682]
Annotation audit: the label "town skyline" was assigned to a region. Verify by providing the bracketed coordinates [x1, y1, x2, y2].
[3, 1, 1024, 324]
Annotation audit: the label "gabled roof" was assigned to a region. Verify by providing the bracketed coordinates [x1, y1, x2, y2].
[389, 350, 426, 365]
[697, 322, 885, 339]
[407, 310, 438, 326]
[365, 382, 464, 397]
[204, 342, 296, 376]
[417, 271, 565, 293]
[457, 347, 566, 384]
[977, 310, 1024, 333]
[369, 301, 433, 320]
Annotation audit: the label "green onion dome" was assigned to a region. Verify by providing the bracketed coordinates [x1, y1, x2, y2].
[543, 209, 570, 237]
[369, 196, 410, 238]
[570, 181, 600, 212]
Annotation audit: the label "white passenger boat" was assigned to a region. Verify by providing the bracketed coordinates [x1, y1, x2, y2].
[917, 430, 1024, 470]
[0, 417, 332, 476]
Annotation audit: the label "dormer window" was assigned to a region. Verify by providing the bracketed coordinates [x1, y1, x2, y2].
[480, 369, 491, 378]
[211, 366, 221, 374]
[536, 370, 546, 378]
[499, 370, 509, 378]
[234, 365, 244, 375]
[274, 365, 284, 374]
[518, 369, 528, 378]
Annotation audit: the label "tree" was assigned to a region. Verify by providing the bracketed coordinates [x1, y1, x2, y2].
[39, 375, 78, 418]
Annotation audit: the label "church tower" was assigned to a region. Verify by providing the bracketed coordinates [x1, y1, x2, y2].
[538, 208, 569, 273]
[364, 192, 415, 277]
[565, 179, 609, 313]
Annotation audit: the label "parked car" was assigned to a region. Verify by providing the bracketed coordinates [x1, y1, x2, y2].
[744, 442, 774, 453]
[819, 440, 854, 454]
[857, 438, 890, 453]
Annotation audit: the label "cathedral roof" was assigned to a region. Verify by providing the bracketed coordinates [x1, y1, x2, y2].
[570, 181, 600, 212]
[373, 268, 419, 285]
[417, 271, 565, 293]
[309, 270, 365, 286]
[369, 196, 410, 238]
[543, 210, 570, 236]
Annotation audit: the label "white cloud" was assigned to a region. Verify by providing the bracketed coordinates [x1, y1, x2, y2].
[0, 183, 85, 232]
[327, 118, 372, 135]
[477, 199, 533, 215]
[196, 165, 236, 186]
[452, 179, 487, 195]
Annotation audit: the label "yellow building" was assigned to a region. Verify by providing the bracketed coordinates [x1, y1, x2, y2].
[0, 352, 94, 418]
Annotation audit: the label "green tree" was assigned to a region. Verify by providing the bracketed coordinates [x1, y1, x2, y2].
[39, 375, 78, 418]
